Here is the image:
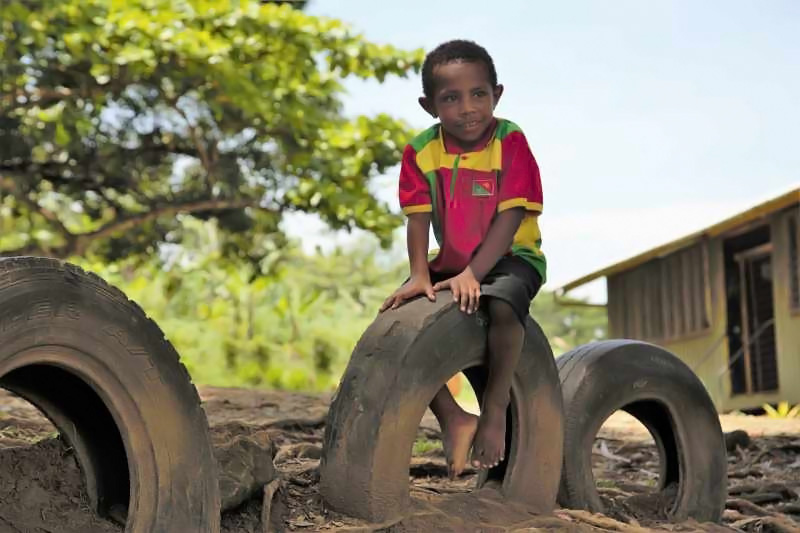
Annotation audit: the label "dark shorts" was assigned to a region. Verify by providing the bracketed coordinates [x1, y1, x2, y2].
[430, 256, 543, 324]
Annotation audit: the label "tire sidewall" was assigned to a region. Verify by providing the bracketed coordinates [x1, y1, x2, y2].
[0, 261, 219, 532]
[560, 342, 726, 522]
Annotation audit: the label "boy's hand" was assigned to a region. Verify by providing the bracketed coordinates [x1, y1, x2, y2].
[433, 266, 481, 314]
[380, 276, 436, 312]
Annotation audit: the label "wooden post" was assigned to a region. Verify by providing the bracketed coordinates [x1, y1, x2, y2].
[738, 259, 753, 395]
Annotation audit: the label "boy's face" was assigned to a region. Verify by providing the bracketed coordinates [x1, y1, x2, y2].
[420, 60, 503, 147]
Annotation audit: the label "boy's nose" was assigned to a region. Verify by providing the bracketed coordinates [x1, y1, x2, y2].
[459, 102, 477, 116]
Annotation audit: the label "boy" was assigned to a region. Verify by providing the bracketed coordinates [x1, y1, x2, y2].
[380, 40, 546, 478]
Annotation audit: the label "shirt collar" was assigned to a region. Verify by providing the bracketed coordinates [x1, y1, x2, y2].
[440, 118, 498, 155]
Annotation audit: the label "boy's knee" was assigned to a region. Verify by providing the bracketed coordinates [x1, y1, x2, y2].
[487, 298, 517, 325]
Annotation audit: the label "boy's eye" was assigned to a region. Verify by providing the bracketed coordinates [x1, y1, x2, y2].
[473, 90, 487, 97]
[442, 94, 457, 103]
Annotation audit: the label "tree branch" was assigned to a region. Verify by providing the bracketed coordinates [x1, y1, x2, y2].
[173, 104, 215, 183]
[0, 86, 102, 110]
[82, 197, 264, 242]
[0, 177, 74, 240]
[0, 196, 271, 259]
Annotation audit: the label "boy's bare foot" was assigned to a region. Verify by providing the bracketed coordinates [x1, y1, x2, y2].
[441, 410, 479, 479]
[471, 404, 506, 469]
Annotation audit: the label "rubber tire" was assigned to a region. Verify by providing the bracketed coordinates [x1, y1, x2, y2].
[0, 257, 220, 533]
[319, 292, 564, 522]
[556, 340, 726, 522]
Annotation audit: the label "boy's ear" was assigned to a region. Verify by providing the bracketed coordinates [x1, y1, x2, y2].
[492, 84, 504, 109]
[418, 96, 437, 118]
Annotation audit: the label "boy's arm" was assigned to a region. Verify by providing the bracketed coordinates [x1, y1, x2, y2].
[432, 208, 523, 314]
[472, 128, 543, 280]
[398, 142, 433, 286]
[407, 213, 432, 281]
[380, 213, 435, 311]
[468, 207, 525, 281]
[380, 144, 436, 312]
[434, 127, 541, 313]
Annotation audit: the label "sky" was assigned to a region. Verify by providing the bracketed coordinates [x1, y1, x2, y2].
[283, 0, 800, 302]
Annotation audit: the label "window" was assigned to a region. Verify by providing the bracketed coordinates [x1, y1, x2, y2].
[788, 214, 800, 310]
[608, 242, 711, 341]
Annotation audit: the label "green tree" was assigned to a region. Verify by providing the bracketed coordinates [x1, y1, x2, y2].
[531, 294, 607, 356]
[0, 0, 423, 264]
[81, 224, 406, 390]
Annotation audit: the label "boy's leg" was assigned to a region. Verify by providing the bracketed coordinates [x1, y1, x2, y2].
[429, 386, 478, 479]
[471, 297, 524, 469]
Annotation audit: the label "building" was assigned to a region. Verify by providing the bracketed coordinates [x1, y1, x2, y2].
[557, 189, 800, 412]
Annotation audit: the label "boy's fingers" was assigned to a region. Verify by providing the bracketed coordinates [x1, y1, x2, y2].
[455, 286, 467, 310]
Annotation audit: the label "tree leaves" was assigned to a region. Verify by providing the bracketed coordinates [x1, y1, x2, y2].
[0, 0, 424, 261]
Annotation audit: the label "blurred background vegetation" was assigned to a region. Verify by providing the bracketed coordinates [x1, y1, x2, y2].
[0, 0, 606, 391]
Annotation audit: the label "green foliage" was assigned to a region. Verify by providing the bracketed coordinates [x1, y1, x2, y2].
[412, 438, 442, 456]
[77, 218, 405, 390]
[0, 0, 423, 262]
[72, 218, 605, 390]
[532, 294, 607, 357]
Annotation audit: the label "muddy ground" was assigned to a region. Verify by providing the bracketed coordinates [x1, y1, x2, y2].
[0, 386, 798, 533]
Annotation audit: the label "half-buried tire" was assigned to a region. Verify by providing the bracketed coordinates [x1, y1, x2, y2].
[0, 257, 220, 533]
[556, 340, 726, 522]
[320, 292, 564, 522]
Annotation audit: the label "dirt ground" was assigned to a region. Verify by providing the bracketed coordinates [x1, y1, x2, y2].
[0, 386, 798, 533]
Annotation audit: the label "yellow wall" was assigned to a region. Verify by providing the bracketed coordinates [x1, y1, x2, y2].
[659, 237, 730, 409]
[611, 212, 800, 412]
[764, 210, 800, 407]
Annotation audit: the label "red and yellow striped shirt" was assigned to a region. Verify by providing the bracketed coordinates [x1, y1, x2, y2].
[398, 118, 546, 282]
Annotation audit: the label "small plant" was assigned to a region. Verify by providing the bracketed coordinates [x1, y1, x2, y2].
[761, 401, 800, 419]
[596, 479, 618, 489]
[412, 438, 443, 456]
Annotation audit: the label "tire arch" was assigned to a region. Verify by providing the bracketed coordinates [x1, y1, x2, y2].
[0, 257, 220, 533]
[556, 340, 726, 522]
[320, 293, 564, 522]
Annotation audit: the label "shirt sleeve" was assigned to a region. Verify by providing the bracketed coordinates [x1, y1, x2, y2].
[398, 144, 432, 215]
[497, 131, 543, 214]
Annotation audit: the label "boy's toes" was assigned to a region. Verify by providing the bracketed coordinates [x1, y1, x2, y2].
[471, 450, 488, 469]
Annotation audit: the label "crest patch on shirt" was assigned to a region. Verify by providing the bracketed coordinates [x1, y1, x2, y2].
[471, 177, 496, 197]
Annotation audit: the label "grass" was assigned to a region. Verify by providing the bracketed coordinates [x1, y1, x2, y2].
[413, 437, 443, 456]
[596, 479, 618, 489]
[0, 426, 57, 444]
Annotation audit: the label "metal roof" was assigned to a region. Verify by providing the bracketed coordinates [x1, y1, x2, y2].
[557, 187, 800, 295]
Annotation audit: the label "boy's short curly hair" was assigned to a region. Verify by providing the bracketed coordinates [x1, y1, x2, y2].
[421, 39, 498, 99]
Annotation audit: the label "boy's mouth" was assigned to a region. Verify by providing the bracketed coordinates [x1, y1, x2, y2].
[461, 120, 482, 132]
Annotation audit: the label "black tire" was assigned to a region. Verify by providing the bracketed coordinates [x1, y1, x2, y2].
[0, 257, 220, 533]
[319, 293, 564, 522]
[557, 340, 726, 522]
